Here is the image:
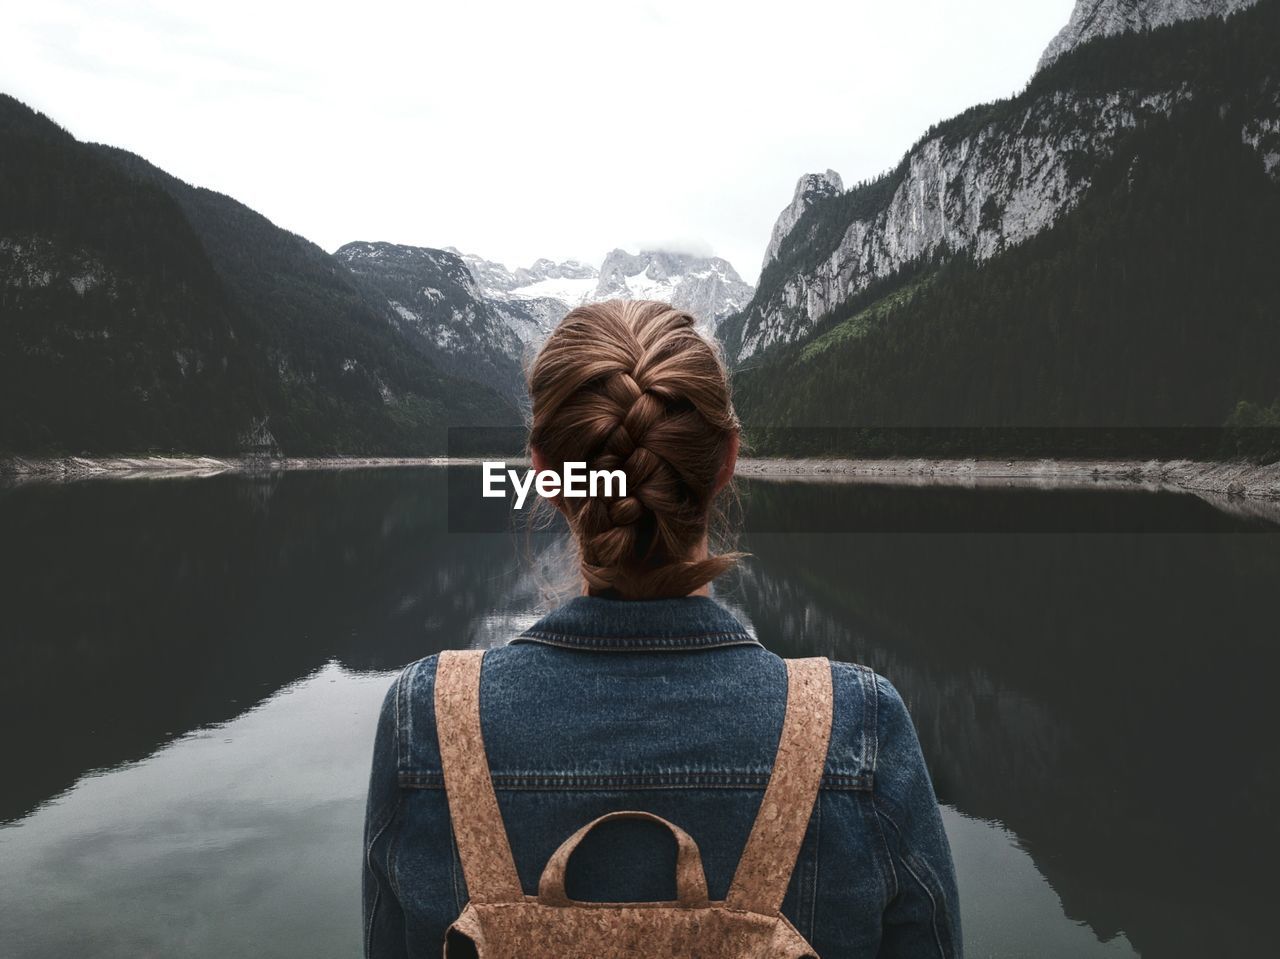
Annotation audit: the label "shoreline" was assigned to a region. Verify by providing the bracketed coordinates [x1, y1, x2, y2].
[3, 453, 1278, 501]
[735, 455, 1280, 498]
[0, 454, 511, 483]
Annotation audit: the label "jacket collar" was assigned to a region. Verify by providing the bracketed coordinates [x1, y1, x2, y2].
[512, 594, 760, 652]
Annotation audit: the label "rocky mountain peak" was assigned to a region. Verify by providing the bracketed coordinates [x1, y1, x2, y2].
[725, 0, 1280, 365]
[522, 257, 596, 282]
[761, 169, 844, 270]
[1038, 0, 1259, 70]
[444, 247, 598, 296]
[592, 249, 754, 333]
[334, 240, 526, 400]
[453, 246, 754, 343]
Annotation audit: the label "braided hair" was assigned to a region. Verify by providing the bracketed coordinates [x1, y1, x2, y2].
[528, 300, 742, 600]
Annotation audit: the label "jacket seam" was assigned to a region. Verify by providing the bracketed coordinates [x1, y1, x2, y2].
[865, 672, 898, 902]
[394, 662, 411, 772]
[861, 664, 880, 780]
[806, 794, 821, 941]
[513, 631, 760, 651]
[364, 886, 379, 959]
[364, 794, 402, 958]
[864, 791, 897, 903]
[875, 800, 948, 959]
[385, 794, 407, 904]
[396, 771, 872, 790]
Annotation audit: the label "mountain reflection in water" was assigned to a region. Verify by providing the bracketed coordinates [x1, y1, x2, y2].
[1, 467, 1276, 957]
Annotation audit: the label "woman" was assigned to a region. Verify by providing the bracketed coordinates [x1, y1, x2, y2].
[362, 300, 961, 957]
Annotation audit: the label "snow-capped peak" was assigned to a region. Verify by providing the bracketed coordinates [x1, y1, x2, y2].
[451, 246, 755, 342]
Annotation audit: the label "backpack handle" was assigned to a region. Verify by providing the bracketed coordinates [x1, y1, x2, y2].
[537, 810, 710, 908]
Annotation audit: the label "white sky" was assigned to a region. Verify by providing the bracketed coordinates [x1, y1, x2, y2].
[0, 0, 1074, 283]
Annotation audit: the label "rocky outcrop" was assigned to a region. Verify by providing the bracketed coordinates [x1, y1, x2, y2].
[761, 170, 843, 270]
[448, 248, 597, 301]
[453, 247, 754, 343]
[728, 0, 1280, 364]
[734, 88, 1196, 361]
[593, 248, 753, 335]
[1039, 0, 1260, 70]
[334, 241, 526, 399]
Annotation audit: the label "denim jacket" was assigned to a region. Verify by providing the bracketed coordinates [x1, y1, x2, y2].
[362, 595, 961, 958]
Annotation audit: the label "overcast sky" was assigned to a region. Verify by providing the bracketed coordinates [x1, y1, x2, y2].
[1, 0, 1074, 283]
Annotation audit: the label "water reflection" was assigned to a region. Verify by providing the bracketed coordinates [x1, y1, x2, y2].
[0, 663, 387, 958]
[1, 468, 1276, 957]
[942, 807, 1138, 958]
[722, 518, 1280, 957]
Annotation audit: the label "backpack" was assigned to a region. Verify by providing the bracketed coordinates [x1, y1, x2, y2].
[433, 648, 834, 959]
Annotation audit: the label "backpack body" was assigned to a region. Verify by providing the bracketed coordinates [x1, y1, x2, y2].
[433, 648, 834, 959]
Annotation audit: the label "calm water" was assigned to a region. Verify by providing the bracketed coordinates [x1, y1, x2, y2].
[1, 467, 1278, 957]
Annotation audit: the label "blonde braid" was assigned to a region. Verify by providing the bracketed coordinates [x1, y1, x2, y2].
[528, 300, 741, 599]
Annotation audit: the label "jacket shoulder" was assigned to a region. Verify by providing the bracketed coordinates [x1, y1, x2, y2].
[384, 652, 443, 779]
[823, 659, 882, 787]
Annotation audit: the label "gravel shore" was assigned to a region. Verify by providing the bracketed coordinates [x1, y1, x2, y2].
[736, 456, 1280, 500]
[4, 453, 1278, 503]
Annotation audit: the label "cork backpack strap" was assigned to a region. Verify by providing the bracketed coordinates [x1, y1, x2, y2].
[434, 649, 524, 903]
[726, 657, 834, 915]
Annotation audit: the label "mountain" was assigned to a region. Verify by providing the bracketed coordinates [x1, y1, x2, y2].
[594, 249, 753, 336]
[729, 0, 1280, 457]
[453, 247, 754, 342]
[332, 241, 526, 402]
[0, 97, 259, 454]
[722, 0, 1279, 368]
[447, 249, 597, 346]
[0, 95, 515, 456]
[1038, 0, 1260, 70]
[761, 170, 843, 271]
[450, 249, 598, 304]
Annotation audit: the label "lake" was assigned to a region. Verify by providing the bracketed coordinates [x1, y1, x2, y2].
[1, 466, 1277, 957]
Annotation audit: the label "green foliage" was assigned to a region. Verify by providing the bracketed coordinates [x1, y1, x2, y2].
[731, 2, 1280, 461]
[736, 0, 1280, 354]
[1224, 399, 1280, 462]
[799, 276, 935, 362]
[735, 103, 1280, 459]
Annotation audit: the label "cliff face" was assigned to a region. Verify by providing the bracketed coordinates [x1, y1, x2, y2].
[1038, 0, 1260, 70]
[761, 170, 843, 271]
[334, 241, 527, 402]
[725, 0, 1280, 364]
[592, 248, 753, 335]
[732, 89, 1203, 361]
[453, 246, 754, 346]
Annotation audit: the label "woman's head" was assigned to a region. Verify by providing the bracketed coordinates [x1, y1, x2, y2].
[528, 299, 741, 600]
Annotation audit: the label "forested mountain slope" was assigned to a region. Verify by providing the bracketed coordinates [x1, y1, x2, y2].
[724, 0, 1280, 366]
[0, 96, 516, 455]
[730, 0, 1280, 456]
